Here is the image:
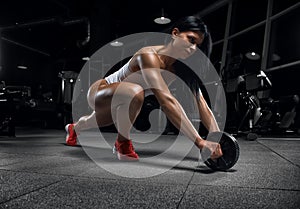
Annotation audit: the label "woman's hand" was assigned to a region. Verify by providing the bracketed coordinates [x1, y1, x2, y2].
[196, 138, 223, 160]
[203, 140, 223, 160]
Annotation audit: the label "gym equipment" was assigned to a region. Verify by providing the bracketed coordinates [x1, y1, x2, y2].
[134, 95, 174, 133]
[133, 95, 160, 132]
[203, 131, 240, 171]
[257, 94, 299, 134]
[58, 71, 78, 104]
[224, 70, 273, 139]
[0, 83, 31, 137]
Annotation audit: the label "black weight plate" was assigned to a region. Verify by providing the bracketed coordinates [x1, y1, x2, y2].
[204, 131, 240, 171]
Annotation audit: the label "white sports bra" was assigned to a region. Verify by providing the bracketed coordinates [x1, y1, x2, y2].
[104, 58, 176, 96]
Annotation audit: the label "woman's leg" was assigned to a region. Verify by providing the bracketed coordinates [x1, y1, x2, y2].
[93, 81, 144, 141]
[92, 81, 144, 160]
[66, 79, 144, 160]
[73, 111, 97, 134]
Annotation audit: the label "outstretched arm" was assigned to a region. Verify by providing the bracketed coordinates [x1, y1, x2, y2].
[196, 91, 220, 132]
[136, 52, 208, 149]
[138, 54, 200, 141]
[135, 51, 222, 159]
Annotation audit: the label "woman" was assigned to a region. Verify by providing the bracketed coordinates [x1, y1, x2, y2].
[65, 16, 223, 161]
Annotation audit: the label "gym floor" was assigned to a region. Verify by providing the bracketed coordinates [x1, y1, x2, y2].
[0, 127, 299, 209]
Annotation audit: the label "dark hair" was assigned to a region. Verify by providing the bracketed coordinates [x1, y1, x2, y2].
[170, 15, 212, 57]
[171, 16, 212, 99]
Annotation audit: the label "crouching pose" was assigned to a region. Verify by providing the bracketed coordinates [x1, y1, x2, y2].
[65, 16, 223, 161]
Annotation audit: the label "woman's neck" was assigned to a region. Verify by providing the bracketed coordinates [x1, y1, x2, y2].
[156, 44, 177, 67]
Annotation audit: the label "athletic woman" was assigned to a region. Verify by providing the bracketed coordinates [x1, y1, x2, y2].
[65, 16, 223, 161]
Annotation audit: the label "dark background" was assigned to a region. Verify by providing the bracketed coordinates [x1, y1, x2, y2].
[0, 0, 219, 98]
[0, 0, 299, 134]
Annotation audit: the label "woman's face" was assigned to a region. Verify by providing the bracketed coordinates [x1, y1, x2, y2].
[172, 28, 205, 59]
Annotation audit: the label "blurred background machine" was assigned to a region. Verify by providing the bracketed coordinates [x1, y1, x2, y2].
[223, 54, 299, 139]
[0, 81, 31, 136]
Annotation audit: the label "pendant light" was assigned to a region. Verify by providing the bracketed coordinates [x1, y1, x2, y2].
[154, 8, 171, 24]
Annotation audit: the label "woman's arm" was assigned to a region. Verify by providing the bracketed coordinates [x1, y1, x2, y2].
[136, 52, 203, 147]
[136, 51, 223, 159]
[196, 91, 220, 132]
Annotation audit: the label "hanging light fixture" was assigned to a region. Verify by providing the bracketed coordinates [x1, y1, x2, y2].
[245, 51, 260, 60]
[82, 57, 90, 61]
[110, 23, 124, 47]
[272, 53, 281, 61]
[17, 59, 28, 70]
[110, 40, 123, 47]
[17, 65, 28, 70]
[154, 8, 171, 24]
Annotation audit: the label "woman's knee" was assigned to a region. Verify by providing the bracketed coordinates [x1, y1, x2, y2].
[93, 83, 144, 108]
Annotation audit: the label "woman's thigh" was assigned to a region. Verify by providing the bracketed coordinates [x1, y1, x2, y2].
[88, 80, 144, 127]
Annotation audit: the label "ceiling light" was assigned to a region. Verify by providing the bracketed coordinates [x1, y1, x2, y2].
[17, 65, 28, 70]
[272, 53, 281, 61]
[82, 57, 90, 61]
[110, 40, 123, 47]
[154, 8, 171, 24]
[245, 51, 260, 60]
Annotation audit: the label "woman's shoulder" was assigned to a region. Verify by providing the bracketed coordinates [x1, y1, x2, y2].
[135, 45, 163, 56]
[130, 45, 164, 70]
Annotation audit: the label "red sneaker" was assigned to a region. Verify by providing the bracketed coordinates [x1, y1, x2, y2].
[113, 139, 139, 161]
[65, 124, 77, 146]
